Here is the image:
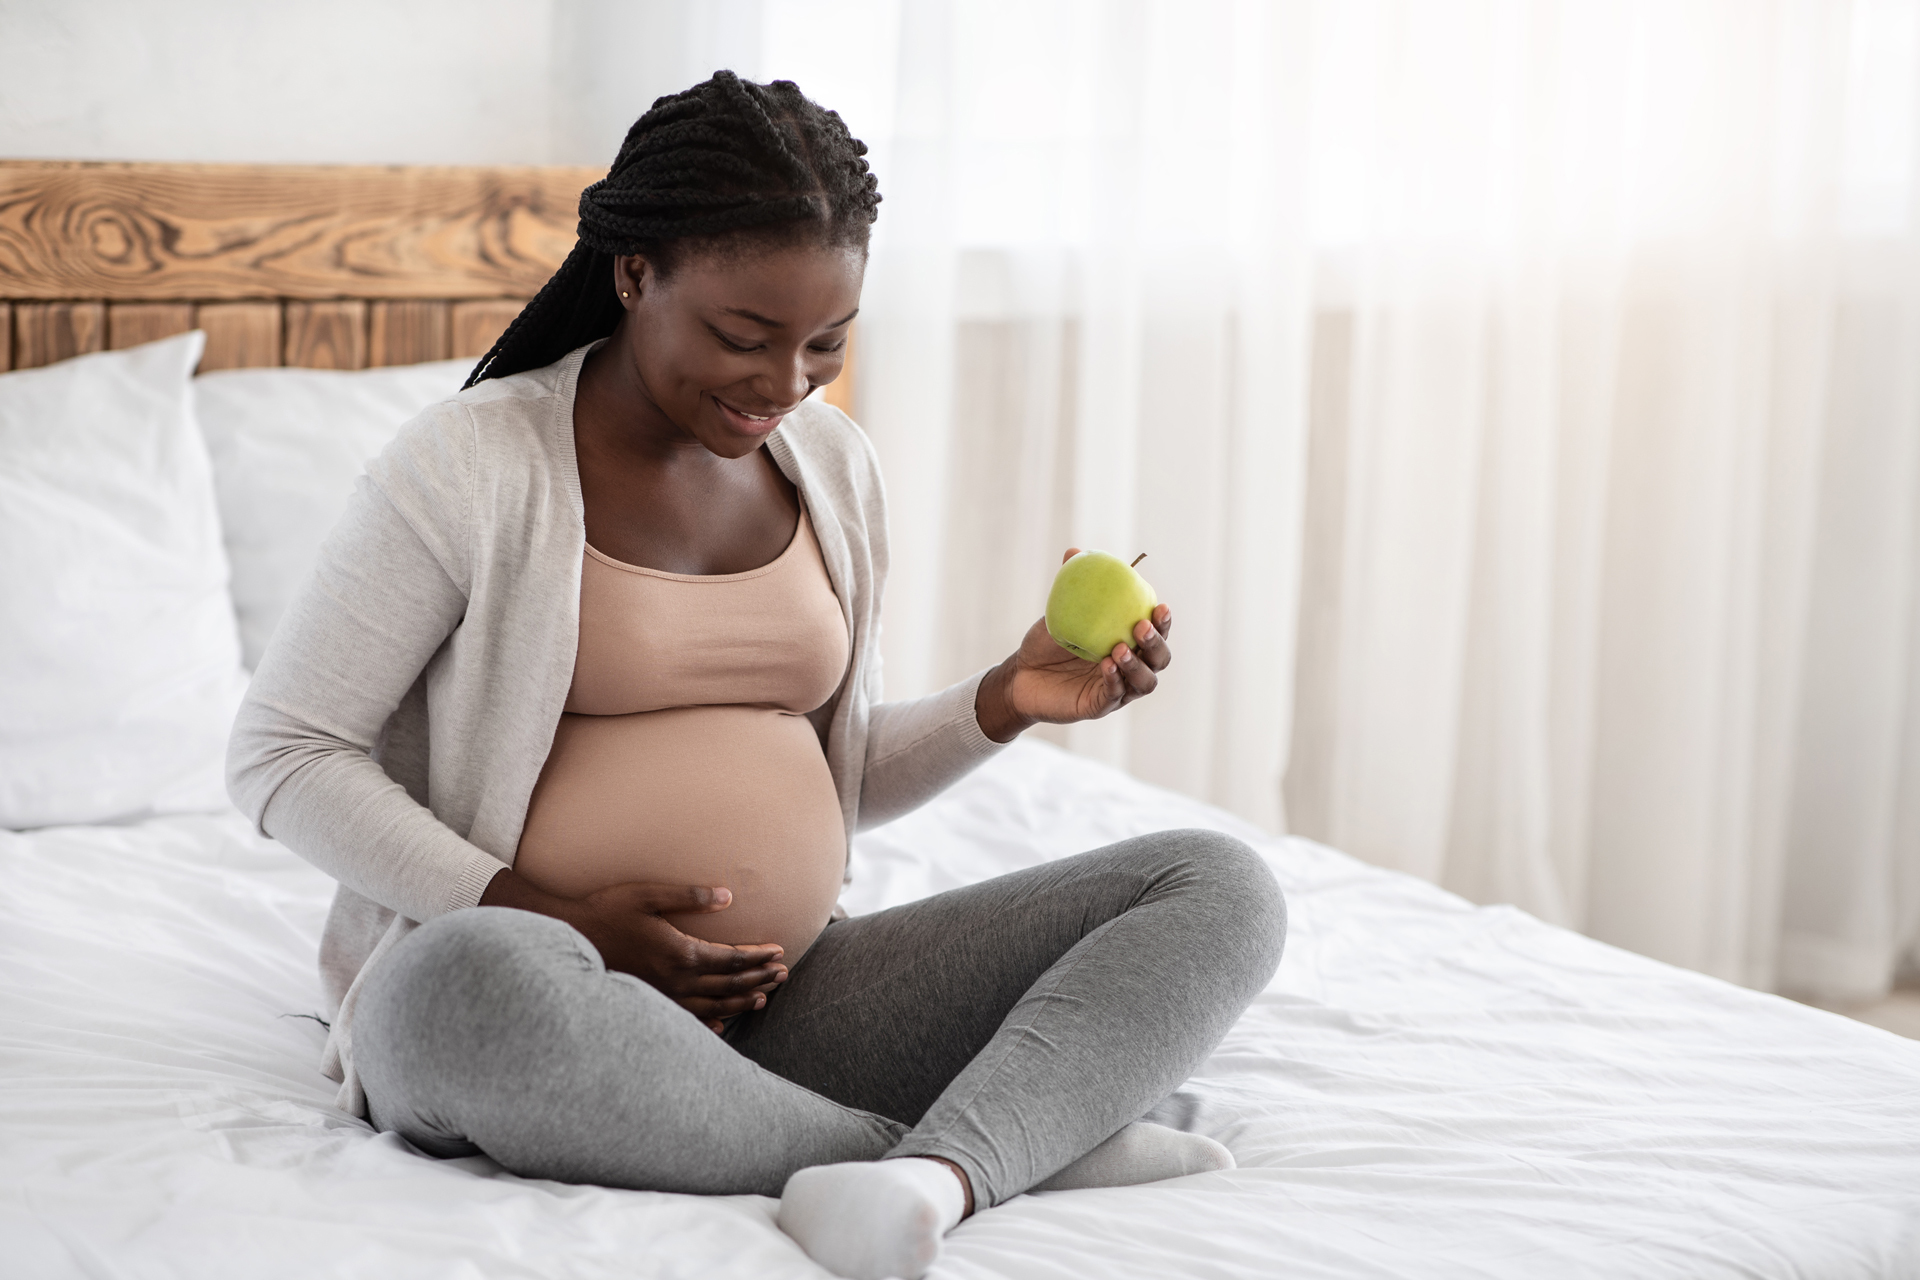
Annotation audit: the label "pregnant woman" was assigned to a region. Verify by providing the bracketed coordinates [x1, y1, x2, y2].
[229, 72, 1283, 1280]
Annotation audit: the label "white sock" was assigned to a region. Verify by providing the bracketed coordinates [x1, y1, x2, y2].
[1029, 1121, 1235, 1193]
[776, 1157, 966, 1280]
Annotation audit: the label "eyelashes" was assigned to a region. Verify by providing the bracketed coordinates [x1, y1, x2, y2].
[712, 330, 847, 356]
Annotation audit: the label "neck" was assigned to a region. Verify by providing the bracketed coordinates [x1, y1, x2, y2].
[576, 330, 711, 467]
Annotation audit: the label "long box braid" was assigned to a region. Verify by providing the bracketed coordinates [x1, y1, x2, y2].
[466, 70, 882, 388]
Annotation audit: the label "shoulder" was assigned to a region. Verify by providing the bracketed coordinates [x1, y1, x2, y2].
[453, 356, 572, 418]
[774, 398, 885, 513]
[370, 358, 570, 500]
[366, 398, 475, 514]
[450, 357, 572, 462]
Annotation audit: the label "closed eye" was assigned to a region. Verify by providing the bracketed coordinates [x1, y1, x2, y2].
[711, 327, 763, 353]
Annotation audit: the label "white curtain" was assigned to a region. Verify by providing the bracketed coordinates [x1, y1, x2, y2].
[843, 0, 1314, 835]
[1264, 0, 1920, 1002]
[567, 0, 1920, 1001]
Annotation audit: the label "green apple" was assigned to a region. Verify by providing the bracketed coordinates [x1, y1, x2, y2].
[1045, 551, 1158, 663]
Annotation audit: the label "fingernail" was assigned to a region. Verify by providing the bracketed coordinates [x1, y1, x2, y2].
[1118, 648, 1134, 665]
[712, 888, 731, 905]
[754, 993, 766, 1009]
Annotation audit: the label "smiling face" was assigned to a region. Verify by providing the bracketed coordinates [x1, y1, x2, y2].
[603, 239, 865, 460]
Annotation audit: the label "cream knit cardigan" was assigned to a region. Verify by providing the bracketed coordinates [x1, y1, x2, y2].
[228, 344, 1006, 1115]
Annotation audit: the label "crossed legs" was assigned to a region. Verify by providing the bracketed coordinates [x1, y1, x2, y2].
[355, 828, 1285, 1207]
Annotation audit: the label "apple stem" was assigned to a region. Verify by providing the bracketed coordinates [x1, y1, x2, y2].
[1131, 553, 1148, 568]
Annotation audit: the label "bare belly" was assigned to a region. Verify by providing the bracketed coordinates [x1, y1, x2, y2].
[514, 706, 847, 963]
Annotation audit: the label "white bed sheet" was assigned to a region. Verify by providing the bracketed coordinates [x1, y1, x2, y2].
[4, 740, 1917, 1278]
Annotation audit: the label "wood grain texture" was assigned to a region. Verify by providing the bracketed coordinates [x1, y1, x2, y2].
[0, 161, 596, 301]
[821, 323, 857, 418]
[285, 300, 367, 369]
[197, 302, 282, 371]
[13, 301, 105, 368]
[370, 299, 450, 366]
[0, 304, 10, 372]
[450, 298, 525, 359]
[108, 302, 195, 350]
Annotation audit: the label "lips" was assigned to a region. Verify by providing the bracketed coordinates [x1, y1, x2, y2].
[714, 397, 793, 436]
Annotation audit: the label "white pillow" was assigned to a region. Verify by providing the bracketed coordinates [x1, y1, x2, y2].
[0, 331, 248, 829]
[194, 359, 471, 669]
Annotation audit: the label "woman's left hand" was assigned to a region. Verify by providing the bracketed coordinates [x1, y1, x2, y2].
[975, 547, 1174, 743]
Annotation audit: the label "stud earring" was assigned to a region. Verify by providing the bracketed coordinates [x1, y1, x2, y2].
[621, 290, 631, 299]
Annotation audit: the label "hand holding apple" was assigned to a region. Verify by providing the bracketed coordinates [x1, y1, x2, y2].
[974, 547, 1175, 744]
[1046, 550, 1159, 661]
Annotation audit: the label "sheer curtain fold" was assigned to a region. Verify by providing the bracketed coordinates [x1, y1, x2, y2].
[660, 0, 1920, 999]
[843, 0, 1317, 831]
[1274, 0, 1920, 998]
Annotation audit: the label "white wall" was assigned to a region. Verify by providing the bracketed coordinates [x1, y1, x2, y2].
[0, 0, 806, 167]
[0, 0, 558, 163]
[0, 0, 908, 173]
[551, 0, 770, 168]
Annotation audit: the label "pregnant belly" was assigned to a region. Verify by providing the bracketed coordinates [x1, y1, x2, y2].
[514, 706, 847, 964]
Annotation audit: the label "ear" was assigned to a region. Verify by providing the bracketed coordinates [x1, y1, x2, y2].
[612, 254, 656, 310]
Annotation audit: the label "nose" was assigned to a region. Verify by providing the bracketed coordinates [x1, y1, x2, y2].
[757, 347, 812, 411]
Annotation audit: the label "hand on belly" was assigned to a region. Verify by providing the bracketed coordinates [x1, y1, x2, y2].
[658, 861, 781, 948]
[480, 871, 789, 1033]
[514, 839, 841, 967]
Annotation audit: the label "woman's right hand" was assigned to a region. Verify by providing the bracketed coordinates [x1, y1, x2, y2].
[479, 869, 787, 1032]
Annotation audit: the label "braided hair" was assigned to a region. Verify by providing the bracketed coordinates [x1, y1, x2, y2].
[465, 71, 881, 388]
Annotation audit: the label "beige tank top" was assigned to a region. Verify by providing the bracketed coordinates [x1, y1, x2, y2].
[514, 508, 851, 963]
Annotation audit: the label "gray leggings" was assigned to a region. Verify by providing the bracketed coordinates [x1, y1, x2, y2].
[354, 829, 1285, 1208]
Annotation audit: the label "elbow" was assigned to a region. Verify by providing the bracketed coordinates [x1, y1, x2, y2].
[224, 694, 329, 834]
[224, 709, 277, 832]
[850, 796, 899, 836]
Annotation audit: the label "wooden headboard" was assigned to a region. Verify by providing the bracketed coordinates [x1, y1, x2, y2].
[0, 160, 601, 372]
[0, 159, 857, 413]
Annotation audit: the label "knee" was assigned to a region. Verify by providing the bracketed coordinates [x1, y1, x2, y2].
[1160, 828, 1288, 977]
[359, 907, 595, 1069]
[355, 908, 587, 1146]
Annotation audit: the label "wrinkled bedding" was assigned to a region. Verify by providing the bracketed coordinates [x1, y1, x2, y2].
[4, 740, 1917, 1278]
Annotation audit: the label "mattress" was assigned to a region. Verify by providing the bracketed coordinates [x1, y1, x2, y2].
[4, 739, 1917, 1278]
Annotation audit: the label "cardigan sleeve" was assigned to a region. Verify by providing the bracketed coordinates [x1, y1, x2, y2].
[226, 411, 508, 923]
[854, 667, 1009, 831]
